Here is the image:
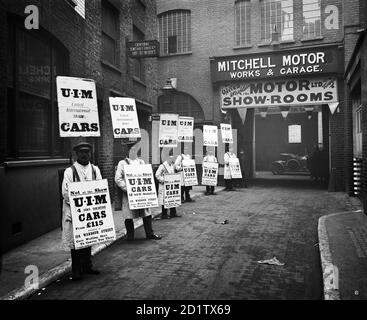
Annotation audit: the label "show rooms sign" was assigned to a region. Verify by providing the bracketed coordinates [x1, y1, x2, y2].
[210, 46, 343, 82]
[220, 78, 338, 109]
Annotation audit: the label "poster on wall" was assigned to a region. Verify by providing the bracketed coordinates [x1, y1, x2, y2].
[203, 125, 218, 147]
[182, 159, 198, 186]
[109, 97, 141, 139]
[124, 164, 159, 210]
[178, 116, 194, 142]
[159, 114, 178, 148]
[220, 78, 338, 109]
[163, 174, 182, 209]
[229, 158, 243, 179]
[202, 162, 219, 186]
[56, 76, 100, 137]
[220, 124, 233, 144]
[68, 179, 116, 250]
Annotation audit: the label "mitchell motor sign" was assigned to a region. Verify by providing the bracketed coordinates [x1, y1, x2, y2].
[220, 78, 338, 109]
[210, 46, 343, 82]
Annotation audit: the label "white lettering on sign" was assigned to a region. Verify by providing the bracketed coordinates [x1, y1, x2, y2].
[221, 78, 338, 109]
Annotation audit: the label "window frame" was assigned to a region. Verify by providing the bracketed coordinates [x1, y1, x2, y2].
[158, 9, 191, 56]
[6, 18, 69, 160]
[234, 0, 251, 47]
[102, 0, 119, 67]
[260, 0, 294, 43]
[288, 124, 302, 144]
[302, 0, 322, 40]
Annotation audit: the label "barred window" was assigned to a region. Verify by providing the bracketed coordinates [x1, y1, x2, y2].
[235, 0, 251, 46]
[302, 0, 321, 39]
[158, 10, 191, 55]
[260, 0, 293, 43]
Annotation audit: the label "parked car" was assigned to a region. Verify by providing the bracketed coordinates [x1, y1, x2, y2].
[271, 153, 309, 175]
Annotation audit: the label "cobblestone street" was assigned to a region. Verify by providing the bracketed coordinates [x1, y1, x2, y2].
[31, 178, 360, 300]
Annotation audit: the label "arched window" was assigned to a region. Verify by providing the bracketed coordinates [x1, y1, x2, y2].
[158, 10, 191, 55]
[158, 91, 204, 123]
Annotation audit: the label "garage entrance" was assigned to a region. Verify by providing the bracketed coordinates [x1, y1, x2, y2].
[232, 104, 330, 188]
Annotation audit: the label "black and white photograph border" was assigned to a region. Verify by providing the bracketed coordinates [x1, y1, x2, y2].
[0, 0, 366, 309]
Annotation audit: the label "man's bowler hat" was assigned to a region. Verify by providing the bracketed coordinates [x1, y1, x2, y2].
[73, 142, 93, 152]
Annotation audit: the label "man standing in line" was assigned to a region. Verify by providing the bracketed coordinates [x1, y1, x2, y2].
[156, 151, 182, 219]
[238, 148, 249, 188]
[175, 152, 194, 203]
[115, 138, 162, 241]
[224, 145, 237, 191]
[62, 142, 102, 281]
[203, 150, 218, 195]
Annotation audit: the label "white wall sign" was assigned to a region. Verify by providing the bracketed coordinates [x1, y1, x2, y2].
[57, 76, 100, 137]
[203, 125, 218, 147]
[109, 97, 141, 139]
[182, 159, 198, 186]
[163, 174, 182, 209]
[68, 179, 116, 250]
[220, 124, 233, 144]
[159, 114, 179, 148]
[124, 164, 159, 210]
[178, 116, 194, 142]
[221, 78, 338, 109]
[202, 162, 219, 186]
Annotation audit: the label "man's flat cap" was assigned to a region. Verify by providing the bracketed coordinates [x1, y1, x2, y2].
[73, 142, 93, 151]
[121, 138, 140, 145]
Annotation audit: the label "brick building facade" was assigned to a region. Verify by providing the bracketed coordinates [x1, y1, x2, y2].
[0, 0, 159, 252]
[156, 0, 347, 189]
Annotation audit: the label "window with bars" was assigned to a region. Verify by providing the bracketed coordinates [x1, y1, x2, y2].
[260, 0, 293, 43]
[102, 1, 119, 66]
[235, 0, 251, 46]
[132, 25, 145, 82]
[302, 0, 321, 39]
[158, 10, 191, 55]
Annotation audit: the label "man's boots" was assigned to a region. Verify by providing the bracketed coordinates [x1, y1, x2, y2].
[125, 219, 135, 241]
[143, 215, 162, 240]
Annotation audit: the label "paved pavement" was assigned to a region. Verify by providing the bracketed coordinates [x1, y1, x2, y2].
[24, 176, 361, 300]
[0, 186, 221, 300]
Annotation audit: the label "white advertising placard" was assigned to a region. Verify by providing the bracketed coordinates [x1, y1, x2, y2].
[109, 97, 141, 139]
[203, 125, 218, 147]
[182, 159, 198, 186]
[68, 179, 116, 250]
[124, 164, 159, 210]
[163, 174, 182, 209]
[56, 76, 100, 137]
[220, 78, 338, 109]
[220, 124, 233, 144]
[229, 158, 243, 179]
[159, 114, 179, 148]
[178, 116, 194, 142]
[202, 162, 219, 186]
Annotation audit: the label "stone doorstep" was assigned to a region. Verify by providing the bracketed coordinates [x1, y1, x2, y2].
[0, 186, 224, 300]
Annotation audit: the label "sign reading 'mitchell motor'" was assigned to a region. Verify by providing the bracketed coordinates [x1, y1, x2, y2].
[210, 46, 343, 82]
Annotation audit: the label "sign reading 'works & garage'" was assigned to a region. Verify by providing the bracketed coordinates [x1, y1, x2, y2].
[210, 46, 343, 82]
[220, 78, 338, 109]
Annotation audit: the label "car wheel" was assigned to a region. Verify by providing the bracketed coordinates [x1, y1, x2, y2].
[271, 163, 284, 175]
